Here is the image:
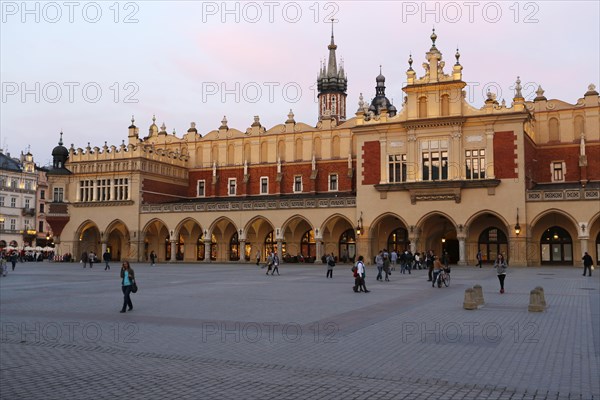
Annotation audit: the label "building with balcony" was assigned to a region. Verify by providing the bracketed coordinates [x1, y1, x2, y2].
[44, 30, 599, 266]
[0, 149, 49, 251]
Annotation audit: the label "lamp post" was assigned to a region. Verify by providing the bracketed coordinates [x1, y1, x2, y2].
[356, 212, 363, 236]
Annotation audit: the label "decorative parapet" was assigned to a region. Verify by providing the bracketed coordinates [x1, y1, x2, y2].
[72, 200, 135, 207]
[526, 188, 599, 202]
[375, 179, 500, 204]
[140, 196, 356, 213]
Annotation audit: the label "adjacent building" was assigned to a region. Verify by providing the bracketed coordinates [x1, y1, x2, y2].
[0, 150, 51, 251]
[44, 30, 599, 266]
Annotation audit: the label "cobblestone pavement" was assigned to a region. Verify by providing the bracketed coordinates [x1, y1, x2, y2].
[1, 261, 598, 399]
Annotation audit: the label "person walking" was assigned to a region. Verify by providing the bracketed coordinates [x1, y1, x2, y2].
[149, 250, 156, 266]
[270, 253, 280, 275]
[390, 249, 398, 271]
[255, 250, 261, 266]
[383, 252, 391, 282]
[582, 252, 593, 277]
[426, 250, 435, 281]
[103, 250, 111, 271]
[494, 254, 508, 293]
[119, 261, 135, 313]
[375, 250, 383, 281]
[355, 255, 369, 293]
[476, 250, 483, 268]
[10, 252, 17, 271]
[266, 251, 274, 274]
[326, 253, 335, 278]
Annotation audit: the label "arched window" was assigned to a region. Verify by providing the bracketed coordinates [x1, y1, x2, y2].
[540, 226, 572, 264]
[339, 229, 356, 263]
[260, 142, 268, 163]
[331, 95, 337, 114]
[196, 232, 217, 261]
[211, 145, 218, 164]
[227, 144, 235, 166]
[264, 230, 286, 258]
[387, 228, 410, 252]
[244, 143, 251, 164]
[300, 230, 316, 260]
[332, 135, 341, 158]
[295, 138, 303, 161]
[278, 140, 286, 162]
[176, 233, 184, 261]
[548, 118, 560, 142]
[230, 232, 240, 261]
[314, 137, 322, 159]
[478, 227, 508, 263]
[418, 96, 428, 118]
[441, 94, 450, 116]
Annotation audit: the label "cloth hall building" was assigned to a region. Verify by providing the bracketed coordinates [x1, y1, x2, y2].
[45, 30, 600, 267]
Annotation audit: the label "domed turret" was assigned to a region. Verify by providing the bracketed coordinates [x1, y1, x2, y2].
[49, 132, 71, 174]
[369, 68, 396, 117]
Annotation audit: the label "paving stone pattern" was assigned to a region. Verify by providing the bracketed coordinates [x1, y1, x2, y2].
[1, 261, 598, 399]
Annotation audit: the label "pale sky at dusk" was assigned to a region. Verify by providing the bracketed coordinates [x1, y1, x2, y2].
[1, 1, 599, 166]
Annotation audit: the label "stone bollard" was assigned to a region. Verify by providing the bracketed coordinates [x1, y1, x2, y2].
[463, 288, 478, 310]
[534, 286, 546, 308]
[528, 289, 544, 312]
[473, 284, 484, 306]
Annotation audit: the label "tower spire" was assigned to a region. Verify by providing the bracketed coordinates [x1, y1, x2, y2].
[327, 18, 338, 77]
[317, 20, 347, 123]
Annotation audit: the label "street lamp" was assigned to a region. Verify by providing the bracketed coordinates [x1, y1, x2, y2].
[356, 212, 363, 236]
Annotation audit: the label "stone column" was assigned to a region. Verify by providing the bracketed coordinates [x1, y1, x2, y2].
[101, 242, 107, 255]
[316, 240, 323, 261]
[239, 239, 246, 263]
[204, 237, 212, 263]
[170, 240, 177, 263]
[579, 236, 589, 257]
[408, 230, 419, 254]
[457, 234, 467, 266]
[276, 239, 283, 263]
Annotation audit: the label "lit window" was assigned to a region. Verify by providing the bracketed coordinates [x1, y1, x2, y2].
[465, 149, 486, 179]
[53, 187, 64, 202]
[228, 178, 237, 196]
[552, 162, 565, 182]
[421, 140, 448, 181]
[260, 177, 269, 195]
[294, 176, 303, 193]
[329, 174, 338, 191]
[388, 154, 407, 183]
[197, 180, 205, 197]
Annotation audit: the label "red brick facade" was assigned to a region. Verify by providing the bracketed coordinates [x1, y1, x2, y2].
[523, 141, 600, 184]
[493, 131, 518, 179]
[142, 178, 188, 203]
[361, 141, 381, 185]
[187, 161, 353, 198]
